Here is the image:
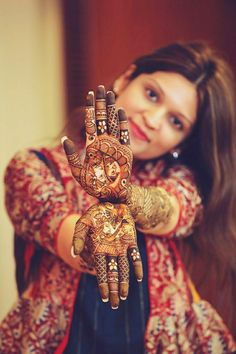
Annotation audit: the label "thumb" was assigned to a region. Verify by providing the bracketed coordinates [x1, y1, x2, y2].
[71, 220, 90, 257]
[61, 136, 83, 181]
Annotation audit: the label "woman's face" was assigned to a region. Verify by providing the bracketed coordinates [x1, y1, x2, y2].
[115, 71, 198, 160]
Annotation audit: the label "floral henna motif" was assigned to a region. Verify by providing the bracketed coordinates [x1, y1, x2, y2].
[95, 91, 108, 135]
[107, 93, 120, 138]
[72, 202, 143, 308]
[119, 116, 130, 145]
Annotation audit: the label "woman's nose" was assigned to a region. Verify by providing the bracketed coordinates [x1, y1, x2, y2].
[143, 107, 166, 130]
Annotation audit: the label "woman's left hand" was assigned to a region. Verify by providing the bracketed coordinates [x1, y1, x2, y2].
[71, 202, 143, 309]
[63, 86, 133, 203]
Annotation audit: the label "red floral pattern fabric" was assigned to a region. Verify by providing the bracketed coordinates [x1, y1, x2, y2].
[0, 145, 235, 353]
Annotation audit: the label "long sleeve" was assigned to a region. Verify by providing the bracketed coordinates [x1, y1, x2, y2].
[131, 160, 203, 239]
[4, 149, 76, 255]
[156, 164, 202, 238]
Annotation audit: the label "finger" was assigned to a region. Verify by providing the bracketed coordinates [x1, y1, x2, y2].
[106, 91, 120, 138]
[95, 85, 108, 135]
[107, 255, 119, 309]
[81, 235, 94, 265]
[85, 91, 97, 145]
[61, 137, 83, 181]
[128, 246, 143, 282]
[80, 249, 95, 268]
[94, 254, 109, 303]
[118, 109, 130, 145]
[118, 255, 129, 300]
[72, 220, 90, 256]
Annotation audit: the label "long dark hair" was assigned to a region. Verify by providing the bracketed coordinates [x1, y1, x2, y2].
[131, 42, 236, 267]
[129, 42, 236, 336]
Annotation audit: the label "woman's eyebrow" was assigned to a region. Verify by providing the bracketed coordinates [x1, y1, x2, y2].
[147, 78, 165, 97]
[176, 112, 194, 126]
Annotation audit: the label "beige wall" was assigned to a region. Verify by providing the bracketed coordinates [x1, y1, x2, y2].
[0, 0, 66, 321]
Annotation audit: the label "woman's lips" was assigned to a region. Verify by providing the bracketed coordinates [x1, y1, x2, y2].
[128, 118, 150, 142]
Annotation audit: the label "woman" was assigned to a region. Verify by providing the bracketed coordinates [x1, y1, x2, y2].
[1, 42, 236, 353]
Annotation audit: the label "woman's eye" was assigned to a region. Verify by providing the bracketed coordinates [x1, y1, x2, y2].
[145, 88, 158, 102]
[169, 116, 184, 130]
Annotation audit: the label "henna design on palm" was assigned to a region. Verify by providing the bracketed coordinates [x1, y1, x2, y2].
[72, 202, 143, 309]
[63, 86, 132, 202]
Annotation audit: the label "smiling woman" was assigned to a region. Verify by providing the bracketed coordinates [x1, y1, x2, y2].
[115, 71, 197, 159]
[1, 41, 236, 353]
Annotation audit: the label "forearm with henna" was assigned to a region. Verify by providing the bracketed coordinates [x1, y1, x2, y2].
[127, 184, 174, 231]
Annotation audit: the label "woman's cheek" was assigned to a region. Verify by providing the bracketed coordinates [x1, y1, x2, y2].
[157, 128, 176, 151]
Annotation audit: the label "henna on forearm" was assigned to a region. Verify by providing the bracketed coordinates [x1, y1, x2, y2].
[126, 184, 174, 230]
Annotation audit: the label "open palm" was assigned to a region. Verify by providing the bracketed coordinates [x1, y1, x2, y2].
[63, 86, 132, 202]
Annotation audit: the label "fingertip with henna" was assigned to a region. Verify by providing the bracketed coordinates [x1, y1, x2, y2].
[106, 91, 116, 105]
[120, 296, 127, 300]
[63, 138, 76, 155]
[71, 246, 77, 258]
[118, 108, 127, 121]
[96, 85, 106, 99]
[61, 136, 68, 144]
[86, 91, 94, 106]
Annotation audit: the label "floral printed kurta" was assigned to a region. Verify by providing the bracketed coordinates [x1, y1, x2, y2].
[0, 145, 235, 353]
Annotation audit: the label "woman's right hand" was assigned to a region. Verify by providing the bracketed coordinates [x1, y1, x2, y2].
[62, 86, 133, 203]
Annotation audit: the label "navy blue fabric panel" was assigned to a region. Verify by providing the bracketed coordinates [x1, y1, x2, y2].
[64, 231, 149, 354]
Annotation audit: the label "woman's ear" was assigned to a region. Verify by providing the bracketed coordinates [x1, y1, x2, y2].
[113, 64, 137, 95]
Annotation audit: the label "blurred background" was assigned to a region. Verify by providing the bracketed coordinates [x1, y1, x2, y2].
[1, 0, 235, 329]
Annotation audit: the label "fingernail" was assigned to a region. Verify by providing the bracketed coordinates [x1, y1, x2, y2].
[118, 108, 127, 121]
[137, 278, 143, 282]
[71, 246, 77, 258]
[63, 138, 75, 155]
[102, 298, 109, 303]
[111, 306, 118, 310]
[96, 85, 105, 99]
[106, 91, 115, 105]
[61, 136, 68, 145]
[120, 296, 127, 300]
[87, 91, 94, 106]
